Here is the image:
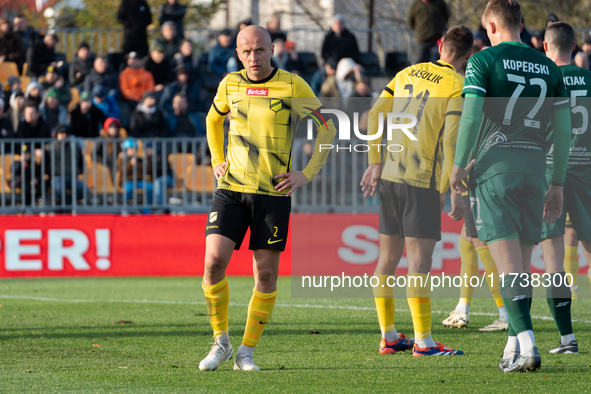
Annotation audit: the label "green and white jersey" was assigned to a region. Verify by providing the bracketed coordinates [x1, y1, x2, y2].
[463, 42, 569, 183]
[546, 64, 591, 185]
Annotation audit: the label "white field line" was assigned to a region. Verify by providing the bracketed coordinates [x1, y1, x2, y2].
[1, 294, 591, 324]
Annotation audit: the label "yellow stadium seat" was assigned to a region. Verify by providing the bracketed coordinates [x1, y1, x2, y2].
[68, 87, 80, 112]
[168, 153, 195, 188]
[185, 165, 216, 194]
[0, 62, 20, 85]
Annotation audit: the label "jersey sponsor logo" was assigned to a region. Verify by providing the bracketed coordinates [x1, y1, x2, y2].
[267, 238, 284, 245]
[564, 76, 586, 86]
[246, 88, 269, 96]
[484, 131, 508, 148]
[408, 68, 443, 84]
[502, 59, 549, 75]
[209, 212, 218, 223]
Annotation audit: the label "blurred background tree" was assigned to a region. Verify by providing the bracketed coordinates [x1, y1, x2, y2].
[23, 0, 227, 30]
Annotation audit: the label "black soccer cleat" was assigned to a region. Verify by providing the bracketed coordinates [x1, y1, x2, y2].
[549, 340, 578, 354]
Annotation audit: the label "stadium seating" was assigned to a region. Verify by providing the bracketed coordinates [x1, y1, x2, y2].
[87, 159, 118, 195]
[298, 52, 319, 81]
[358, 52, 382, 76]
[385, 51, 410, 76]
[185, 164, 215, 194]
[0, 61, 20, 84]
[68, 88, 80, 112]
[0, 154, 17, 195]
[168, 152, 195, 187]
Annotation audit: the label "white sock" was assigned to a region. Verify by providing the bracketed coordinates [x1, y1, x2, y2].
[216, 333, 231, 346]
[455, 301, 470, 314]
[503, 336, 519, 359]
[383, 329, 399, 343]
[561, 334, 575, 346]
[517, 330, 535, 352]
[498, 306, 507, 321]
[416, 336, 436, 348]
[237, 344, 255, 357]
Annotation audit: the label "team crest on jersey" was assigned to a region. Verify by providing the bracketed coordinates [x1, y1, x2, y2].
[484, 131, 508, 148]
[270, 99, 283, 112]
[209, 212, 218, 223]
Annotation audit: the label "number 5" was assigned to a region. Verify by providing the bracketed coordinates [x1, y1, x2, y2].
[570, 90, 588, 135]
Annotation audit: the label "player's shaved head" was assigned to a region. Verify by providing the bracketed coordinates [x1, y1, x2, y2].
[441, 26, 474, 59]
[545, 22, 575, 55]
[237, 25, 272, 49]
[483, 0, 522, 30]
[236, 25, 275, 80]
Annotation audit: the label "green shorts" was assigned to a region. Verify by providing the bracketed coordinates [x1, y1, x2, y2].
[473, 173, 545, 243]
[543, 177, 591, 241]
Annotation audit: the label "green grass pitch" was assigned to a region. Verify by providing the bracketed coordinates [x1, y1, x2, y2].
[0, 276, 589, 393]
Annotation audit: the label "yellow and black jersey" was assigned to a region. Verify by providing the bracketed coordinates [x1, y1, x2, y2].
[206, 68, 336, 196]
[367, 60, 464, 192]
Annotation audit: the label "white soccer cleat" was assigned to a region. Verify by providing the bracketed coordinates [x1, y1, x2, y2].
[199, 342, 233, 371]
[442, 311, 469, 328]
[479, 318, 509, 332]
[234, 352, 260, 371]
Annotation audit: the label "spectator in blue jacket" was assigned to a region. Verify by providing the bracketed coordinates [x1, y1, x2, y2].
[92, 85, 121, 119]
[165, 93, 204, 137]
[208, 29, 234, 75]
[159, 66, 200, 115]
[172, 39, 200, 82]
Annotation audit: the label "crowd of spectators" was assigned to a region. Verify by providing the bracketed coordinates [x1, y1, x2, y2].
[0, 1, 588, 207]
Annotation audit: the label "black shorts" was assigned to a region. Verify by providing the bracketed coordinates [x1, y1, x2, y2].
[463, 194, 479, 238]
[205, 189, 291, 251]
[379, 180, 441, 240]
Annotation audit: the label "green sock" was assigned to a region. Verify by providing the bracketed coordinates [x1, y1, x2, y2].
[507, 318, 516, 337]
[546, 272, 573, 336]
[500, 275, 533, 334]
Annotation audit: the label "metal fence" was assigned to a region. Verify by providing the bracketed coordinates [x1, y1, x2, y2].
[52, 27, 415, 66]
[0, 137, 380, 214]
[51, 26, 591, 65]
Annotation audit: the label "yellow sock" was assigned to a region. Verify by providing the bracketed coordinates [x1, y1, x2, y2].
[476, 246, 504, 308]
[406, 273, 431, 340]
[242, 287, 277, 348]
[202, 276, 230, 338]
[373, 274, 395, 334]
[458, 237, 478, 302]
[564, 244, 579, 287]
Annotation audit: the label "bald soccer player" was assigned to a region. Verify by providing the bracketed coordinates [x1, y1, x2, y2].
[199, 26, 336, 372]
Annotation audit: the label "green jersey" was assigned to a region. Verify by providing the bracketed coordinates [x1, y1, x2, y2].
[462, 42, 569, 183]
[546, 64, 591, 185]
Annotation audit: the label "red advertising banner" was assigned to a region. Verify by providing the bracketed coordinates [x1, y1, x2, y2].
[0, 215, 281, 278]
[0, 214, 588, 278]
